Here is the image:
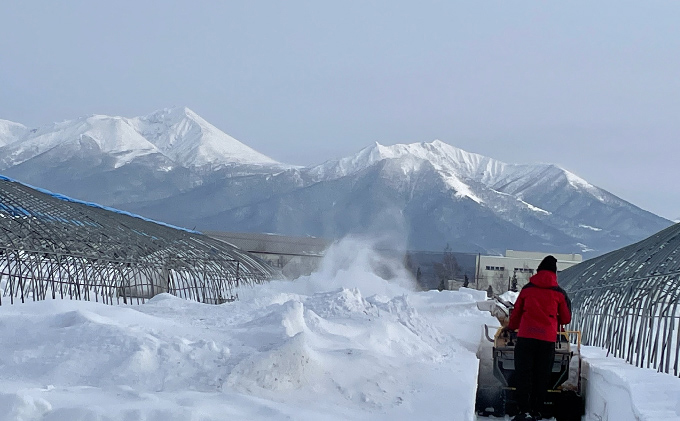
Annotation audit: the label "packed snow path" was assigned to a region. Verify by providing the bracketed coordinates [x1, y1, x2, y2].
[1, 239, 679, 420]
[476, 344, 680, 421]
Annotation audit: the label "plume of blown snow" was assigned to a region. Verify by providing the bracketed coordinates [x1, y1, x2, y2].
[244, 234, 416, 300]
[262, 200, 416, 298]
[306, 234, 416, 296]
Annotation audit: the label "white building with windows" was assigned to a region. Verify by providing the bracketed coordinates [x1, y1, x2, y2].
[475, 250, 582, 293]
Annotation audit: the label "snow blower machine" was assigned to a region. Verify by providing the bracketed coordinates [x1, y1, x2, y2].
[475, 295, 585, 421]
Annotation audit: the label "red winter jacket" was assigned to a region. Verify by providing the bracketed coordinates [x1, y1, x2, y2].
[507, 270, 572, 342]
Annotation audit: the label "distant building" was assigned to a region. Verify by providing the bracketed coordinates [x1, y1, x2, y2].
[475, 250, 582, 293]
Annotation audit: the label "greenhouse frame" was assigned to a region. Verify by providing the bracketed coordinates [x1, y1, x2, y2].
[0, 175, 278, 306]
[561, 222, 680, 377]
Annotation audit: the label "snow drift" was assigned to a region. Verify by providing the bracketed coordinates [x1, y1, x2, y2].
[0, 237, 679, 420]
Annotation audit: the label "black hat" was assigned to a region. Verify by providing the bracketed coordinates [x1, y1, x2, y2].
[537, 255, 557, 273]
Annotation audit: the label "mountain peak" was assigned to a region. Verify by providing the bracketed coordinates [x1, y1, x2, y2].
[131, 107, 281, 168]
[311, 140, 508, 182]
[0, 108, 283, 171]
[144, 106, 201, 122]
[0, 119, 29, 147]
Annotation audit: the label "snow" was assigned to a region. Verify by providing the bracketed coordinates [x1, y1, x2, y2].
[498, 290, 519, 303]
[1, 236, 679, 420]
[441, 172, 484, 203]
[0, 107, 282, 171]
[564, 170, 595, 190]
[310, 140, 508, 183]
[131, 107, 281, 168]
[522, 200, 551, 215]
[564, 170, 607, 202]
[580, 347, 680, 421]
[0, 119, 28, 147]
[306, 139, 629, 212]
[309, 140, 498, 203]
[577, 242, 595, 253]
[0, 115, 160, 169]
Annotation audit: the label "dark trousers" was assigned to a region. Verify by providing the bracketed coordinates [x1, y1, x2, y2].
[513, 337, 555, 414]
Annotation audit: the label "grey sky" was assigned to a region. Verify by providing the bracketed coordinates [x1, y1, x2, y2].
[1, 1, 679, 219]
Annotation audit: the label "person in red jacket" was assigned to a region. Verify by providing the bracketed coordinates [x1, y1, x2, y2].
[505, 255, 572, 421]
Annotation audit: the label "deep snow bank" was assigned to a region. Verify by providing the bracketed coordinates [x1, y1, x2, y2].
[581, 347, 680, 421]
[0, 236, 496, 420]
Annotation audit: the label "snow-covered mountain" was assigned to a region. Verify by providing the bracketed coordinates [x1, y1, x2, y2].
[0, 109, 671, 257]
[0, 107, 279, 171]
[0, 119, 29, 147]
[129, 107, 280, 169]
[178, 141, 669, 257]
[0, 107, 286, 205]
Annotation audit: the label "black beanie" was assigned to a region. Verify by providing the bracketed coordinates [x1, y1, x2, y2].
[537, 255, 558, 273]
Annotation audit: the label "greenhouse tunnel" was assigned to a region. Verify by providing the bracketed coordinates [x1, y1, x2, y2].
[560, 222, 680, 377]
[0, 175, 279, 306]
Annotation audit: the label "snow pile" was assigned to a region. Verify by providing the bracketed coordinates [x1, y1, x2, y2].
[498, 290, 519, 304]
[0, 237, 495, 420]
[581, 347, 680, 421]
[2, 235, 680, 420]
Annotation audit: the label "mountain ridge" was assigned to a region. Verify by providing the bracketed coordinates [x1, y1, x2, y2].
[0, 107, 282, 171]
[0, 107, 671, 258]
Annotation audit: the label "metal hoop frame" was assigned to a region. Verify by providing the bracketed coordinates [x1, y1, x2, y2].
[0, 176, 278, 306]
[561, 223, 680, 376]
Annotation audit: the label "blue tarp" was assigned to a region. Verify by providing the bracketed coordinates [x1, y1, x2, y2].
[0, 174, 201, 234]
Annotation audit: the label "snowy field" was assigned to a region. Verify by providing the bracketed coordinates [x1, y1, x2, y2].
[1, 237, 679, 421]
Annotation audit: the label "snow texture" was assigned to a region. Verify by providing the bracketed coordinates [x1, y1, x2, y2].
[0, 109, 671, 258]
[130, 107, 280, 168]
[0, 107, 280, 171]
[0, 236, 678, 420]
[580, 347, 680, 421]
[0, 119, 28, 147]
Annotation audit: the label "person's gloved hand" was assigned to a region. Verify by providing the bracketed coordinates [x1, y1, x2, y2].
[500, 326, 515, 336]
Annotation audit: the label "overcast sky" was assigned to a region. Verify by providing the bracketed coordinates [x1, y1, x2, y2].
[1, 1, 678, 220]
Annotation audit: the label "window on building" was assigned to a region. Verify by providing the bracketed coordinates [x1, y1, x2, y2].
[485, 266, 505, 271]
[514, 268, 534, 274]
